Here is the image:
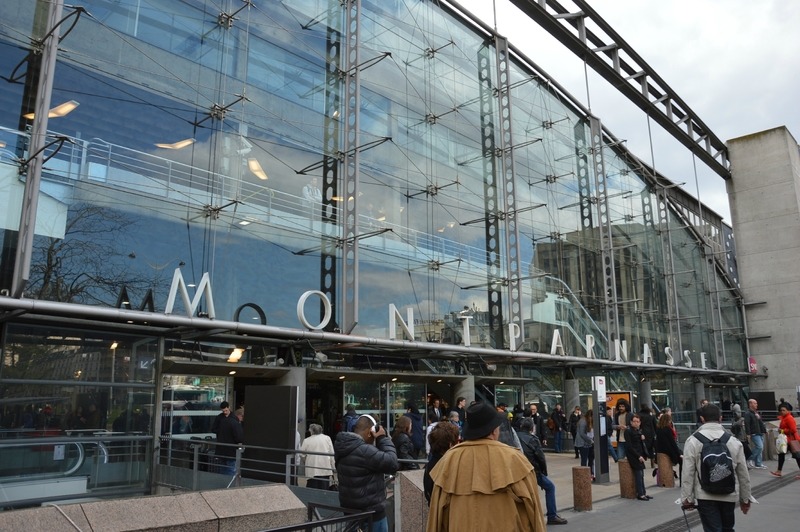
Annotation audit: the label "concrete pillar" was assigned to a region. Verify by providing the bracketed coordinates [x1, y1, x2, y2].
[565, 378, 580, 453]
[694, 380, 706, 406]
[572, 466, 592, 511]
[639, 379, 652, 410]
[656, 453, 675, 488]
[565, 378, 579, 411]
[617, 459, 636, 499]
[277, 367, 307, 439]
[453, 375, 475, 405]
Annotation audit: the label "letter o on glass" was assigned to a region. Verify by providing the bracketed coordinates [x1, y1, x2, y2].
[297, 290, 332, 330]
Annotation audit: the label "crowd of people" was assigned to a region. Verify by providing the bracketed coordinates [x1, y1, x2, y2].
[296, 395, 798, 532]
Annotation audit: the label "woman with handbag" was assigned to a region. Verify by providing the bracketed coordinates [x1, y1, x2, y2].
[770, 403, 800, 479]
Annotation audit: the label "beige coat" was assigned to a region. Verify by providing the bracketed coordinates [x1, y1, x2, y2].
[426, 438, 546, 532]
[299, 433, 335, 478]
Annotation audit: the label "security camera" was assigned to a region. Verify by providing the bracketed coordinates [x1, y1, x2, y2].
[485, 364, 497, 373]
[761, 366, 768, 375]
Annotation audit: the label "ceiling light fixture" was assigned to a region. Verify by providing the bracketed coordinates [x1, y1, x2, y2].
[229, 370, 236, 375]
[227, 347, 244, 363]
[247, 158, 268, 180]
[155, 138, 195, 150]
[238, 220, 252, 226]
[24, 100, 80, 120]
[110, 342, 118, 350]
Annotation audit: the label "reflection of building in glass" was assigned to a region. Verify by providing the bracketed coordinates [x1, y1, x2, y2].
[0, 0, 784, 511]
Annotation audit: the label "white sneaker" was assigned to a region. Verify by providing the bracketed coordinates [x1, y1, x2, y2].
[757, 465, 769, 470]
[747, 460, 755, 469]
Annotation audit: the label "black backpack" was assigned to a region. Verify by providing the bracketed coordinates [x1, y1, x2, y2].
[694, 432, 736, 494]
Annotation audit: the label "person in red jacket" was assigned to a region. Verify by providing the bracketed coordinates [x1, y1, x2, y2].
[770, 403, 800, 479]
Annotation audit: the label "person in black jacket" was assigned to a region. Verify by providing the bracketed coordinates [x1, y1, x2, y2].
[403, 401, 425, 458]
[211, 401, 244, 476]
[638, 405, 657, 467]
[517, 418, 568, 525]
[624, 414, 651, 501]
[654, 412, 682, 484]
[334, 414, 397, 531]
[568, 406, 582, 458]
[550, 404, 568, 453]
[391, 415, 418, 470]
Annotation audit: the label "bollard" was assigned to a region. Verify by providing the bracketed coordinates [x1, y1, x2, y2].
[656, 453, 675, 488]
[618, 459, 636, 499]
[572, 466, 592, 511]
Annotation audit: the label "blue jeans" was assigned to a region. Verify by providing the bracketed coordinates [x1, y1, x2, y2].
[608, 436, 618, 461]
[697, 499, 735, 532]
[219, 458, 236, 476]
[579, 445, 595, 476]
[633, 468, 645, 497]
[616, 441, 627, 460]
[554, 430, 563, 452]
[536, 473, 558, 519]
[371, 516, 388, 532]
[751, 434, 764, 467]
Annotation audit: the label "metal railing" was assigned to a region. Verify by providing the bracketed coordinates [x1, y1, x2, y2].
[0, 431, 151, 507]
[259, 503, 374, 532]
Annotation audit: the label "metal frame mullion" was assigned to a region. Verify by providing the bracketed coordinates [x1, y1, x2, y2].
[341, 0, 361, 333]
[477, 41, 504, 348]
[589, 116, 620, 346]
[320, 2, 343, 332]
[495, 36, 523, 347]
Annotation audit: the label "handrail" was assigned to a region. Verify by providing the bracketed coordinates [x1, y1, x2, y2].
[0, 439, 85, 480]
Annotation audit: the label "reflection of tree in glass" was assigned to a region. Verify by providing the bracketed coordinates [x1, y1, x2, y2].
[27, 203, 145, 304]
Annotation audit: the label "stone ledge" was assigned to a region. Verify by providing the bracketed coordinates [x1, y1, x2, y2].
[0, 484, 306, 532]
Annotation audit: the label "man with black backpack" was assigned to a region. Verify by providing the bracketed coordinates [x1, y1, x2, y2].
[681, 403, 752, 531]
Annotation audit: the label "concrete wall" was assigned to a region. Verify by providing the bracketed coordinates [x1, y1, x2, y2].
[0, 484, 306, 532]
[727, 126, 800, 405]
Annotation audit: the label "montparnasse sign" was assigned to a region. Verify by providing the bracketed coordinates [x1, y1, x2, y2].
[160, 267, 711, 368]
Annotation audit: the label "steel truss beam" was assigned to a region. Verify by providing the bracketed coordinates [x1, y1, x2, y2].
[508, 0, 730, 179]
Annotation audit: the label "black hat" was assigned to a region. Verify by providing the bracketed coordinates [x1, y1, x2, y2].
[462, 402, 506, 440]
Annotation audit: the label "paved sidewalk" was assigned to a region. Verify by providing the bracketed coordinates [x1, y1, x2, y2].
[543, 451, 800, 531]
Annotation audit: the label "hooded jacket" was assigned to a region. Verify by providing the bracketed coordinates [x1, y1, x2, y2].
[334, 431, 397, 520]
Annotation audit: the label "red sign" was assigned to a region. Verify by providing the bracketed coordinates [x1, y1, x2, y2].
[748, 357, 758, 373]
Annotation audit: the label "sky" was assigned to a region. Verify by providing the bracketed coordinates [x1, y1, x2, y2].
[455, 0, 800, 223]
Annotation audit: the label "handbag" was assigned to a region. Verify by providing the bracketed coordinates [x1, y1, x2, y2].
[788, 439, 800, 455]
[775, 432, 788, 454]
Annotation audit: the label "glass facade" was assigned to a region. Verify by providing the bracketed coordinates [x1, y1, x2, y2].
[0, 0, 748, 505]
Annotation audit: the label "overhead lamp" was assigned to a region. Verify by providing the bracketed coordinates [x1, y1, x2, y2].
[338, 375, 346, 380]
[238, 220, 252, 226]
[110, 341, 118, 350]
[436, 379, 442, 383]
[0, 141, 6, 148]
[23, 100, 80, 120]
[229, 370, 237, 375]
[155, 138, 195, 149]
[228, 347, 245, 363]
[499, 381, 504, 385]
[391, 377, 398, 382]
[247, 158, 268, 180]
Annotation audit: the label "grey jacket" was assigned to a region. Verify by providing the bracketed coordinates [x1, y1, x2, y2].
[574, 418, 593, 448]
[680, 422, 752, 505]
